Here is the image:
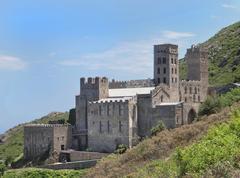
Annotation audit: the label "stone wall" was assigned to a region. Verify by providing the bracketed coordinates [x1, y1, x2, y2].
[24, 124, 72, 160]
[109, 79, 154, 89]
[87, 98, 137, 152]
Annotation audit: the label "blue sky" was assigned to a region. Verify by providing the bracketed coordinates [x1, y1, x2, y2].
[0, 0, 239, 133]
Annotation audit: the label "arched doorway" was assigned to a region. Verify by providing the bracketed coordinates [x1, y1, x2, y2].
[188, 109, 197, 124]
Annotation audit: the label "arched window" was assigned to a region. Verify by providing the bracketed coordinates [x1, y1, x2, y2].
[195, 87, 197, 94]
[161, 95, 163, 102]
[172, 68, 174, 74]
[184, 86, 187, 94]
[189, 87, 192, 94]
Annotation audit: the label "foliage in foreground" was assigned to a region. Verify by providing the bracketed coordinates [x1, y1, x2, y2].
[2, 168, 86, 178]
[199, 88, 240, 116]
[128, 109, 240, 177]
[150, 121, 165, 136]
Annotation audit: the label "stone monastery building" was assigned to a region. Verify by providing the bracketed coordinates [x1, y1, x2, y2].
[24, 44, 208, 158]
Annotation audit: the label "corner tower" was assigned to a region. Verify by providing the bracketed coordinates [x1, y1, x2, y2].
[185, 45, 208, 86]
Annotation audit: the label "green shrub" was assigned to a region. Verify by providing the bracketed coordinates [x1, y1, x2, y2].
[151, 121, 166, 136]
[114, 144, 128, 154]
[199, 96, 222, 116]
[0, 162, 6, 176]
[199, 88, 240, 116]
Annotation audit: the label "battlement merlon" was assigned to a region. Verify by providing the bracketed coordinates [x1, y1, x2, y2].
[154, 44, 178, 55]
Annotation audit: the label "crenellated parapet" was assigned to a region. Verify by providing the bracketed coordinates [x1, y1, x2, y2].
[80, 77, 108, 90]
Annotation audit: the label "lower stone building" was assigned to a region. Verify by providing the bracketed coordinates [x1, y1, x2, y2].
[24, 124, 72, 159]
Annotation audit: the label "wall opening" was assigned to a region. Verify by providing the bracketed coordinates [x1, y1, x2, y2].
[188, 109, 197, 124]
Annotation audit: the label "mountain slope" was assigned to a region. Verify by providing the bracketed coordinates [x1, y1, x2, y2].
[0, 112, 69, 163]
[180, 21, 240, 86]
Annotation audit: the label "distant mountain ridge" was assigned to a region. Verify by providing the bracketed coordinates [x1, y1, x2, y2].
[180, 21, 240, 86]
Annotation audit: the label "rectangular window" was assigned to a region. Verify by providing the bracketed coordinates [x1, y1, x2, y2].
[157, 57, 161, 64]
[171, 58, 173, 64]
[107, 104, 110, 116]
[119, 121, 122, 132]
[157, 68, 160, 74]
[107, 120, 110, 133]
[175, 68, 177, 74]
[119, 104, 123, 116]
[99, 121, 102, 133]
[163, 77, 166, 84]
[99, 105, 102, 116]
[163, 68, 166, 74]
[158, 78, 160, 84]
[172, 68, 173, 74]
[172, 78, 174, 83]
[163, 57, 166, 64]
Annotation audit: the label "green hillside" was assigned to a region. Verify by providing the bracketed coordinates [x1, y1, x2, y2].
[180, 21, 240, 86]
[0, 112, 69, 163]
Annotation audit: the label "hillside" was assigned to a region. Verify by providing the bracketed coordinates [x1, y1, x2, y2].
[180, 21, 240, 86]
[0, 112, 69, 163]
[86, 101, 240, 177]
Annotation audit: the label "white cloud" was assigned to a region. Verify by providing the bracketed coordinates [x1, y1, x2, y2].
[0, 55, 27, 70]
[221, 4, 237, 9]
[59, 30, 196, 77]
[161, 31, 195, 39]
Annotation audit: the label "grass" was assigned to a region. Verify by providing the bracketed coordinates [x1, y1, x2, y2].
[2, 168, 86, 178]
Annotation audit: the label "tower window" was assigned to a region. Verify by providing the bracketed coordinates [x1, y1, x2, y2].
[158, 78, 160, 84]
[175, 59, 177, 64]
[157, 68, 160, 74]
[184, 86, 187, 94]
[157, 57, 161, 64]
[99, 121, 102, 133]
[107, 120, 110, 133]
[163, 77, 166, 84]
[171, 58, 173, 64]
[99, 105, 102, 116]
[172, 68, 174, 74]
[172, 78, 174, 83]
[163, 68, 166, 74]
[175, 68, 177, 74]
[185, 97, 187, 102]
[163, 57, 166, 64]
[190, 87, 192, 94]
[161, 95, 163, 102]
[195, 87, 197, 94]
[119, 121, 123, 133]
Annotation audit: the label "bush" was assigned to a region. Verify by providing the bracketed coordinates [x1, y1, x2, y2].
[114, 144, 128, 154]
[199, 96, 222, 116]
[0, 162, 6, 176]
[199, 88, 240, 116]
[151, 121, 165, 136]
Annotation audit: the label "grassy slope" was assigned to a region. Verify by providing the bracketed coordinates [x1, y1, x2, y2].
[3, 168, 86, 178]
[0, 112, 69, 162]
[180, 21, 240, 86]
[86, 103, 239, 178]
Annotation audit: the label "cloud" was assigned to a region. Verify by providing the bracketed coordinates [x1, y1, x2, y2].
[161, 31, 195, 39]
[221, 4, 237, 9]
[0, 55, 27, 70]
[59, 30, 196, 77]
